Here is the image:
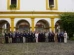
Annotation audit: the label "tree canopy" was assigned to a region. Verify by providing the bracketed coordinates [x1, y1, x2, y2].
[60, 13, 74, 38]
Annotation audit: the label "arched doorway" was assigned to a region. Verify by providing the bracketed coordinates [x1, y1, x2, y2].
[35, 20, 49, 32]
[55, 20, 62, 32]
[16, 20, 30, 32]
[0, 20, 10, 33]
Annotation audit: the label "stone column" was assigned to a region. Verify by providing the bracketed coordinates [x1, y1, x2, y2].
[10, 17, 14, 32]
[31, 17, 34, 32]
[51, 18, 55, 31]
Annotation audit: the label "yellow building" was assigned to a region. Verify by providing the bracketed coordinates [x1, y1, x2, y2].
[0, 0, 74, 33]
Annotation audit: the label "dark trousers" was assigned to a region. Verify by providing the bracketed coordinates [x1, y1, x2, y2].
[61, 37, 64, 42]
[16, 37, 20, 43]
[12, 37, 16, 43]
[5, 37, 8, 43]
[51, 37, 54, 42]
[48, 37, 52, 42]
[58, 37, 60, 42]
[20, 37, 23, 43]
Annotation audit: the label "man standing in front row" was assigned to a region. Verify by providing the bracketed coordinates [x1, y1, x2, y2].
[9, 31, 13, 43]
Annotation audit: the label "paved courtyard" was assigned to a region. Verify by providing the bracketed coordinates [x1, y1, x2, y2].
[0, 41, 74, 55]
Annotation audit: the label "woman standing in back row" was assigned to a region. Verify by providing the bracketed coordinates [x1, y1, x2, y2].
[64, 31, 68, 43]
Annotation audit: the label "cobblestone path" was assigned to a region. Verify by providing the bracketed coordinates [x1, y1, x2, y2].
[0, 41, 74, 55]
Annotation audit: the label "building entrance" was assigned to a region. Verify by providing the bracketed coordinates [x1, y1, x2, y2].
[35, 20, 49, 32]
[16, 20, 30, 32]
[0, 20, 10, 33]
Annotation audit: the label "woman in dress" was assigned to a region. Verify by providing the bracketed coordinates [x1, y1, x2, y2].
[35, 32, 39, 43]
[64, 31, 68, 43]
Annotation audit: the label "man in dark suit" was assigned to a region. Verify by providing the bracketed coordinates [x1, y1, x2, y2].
[19, 32, 23, 43]
[48, 32, 52, 42]
[51, 31, 55, 42]
[57, 33, 60, 42]
[42, 32, 45, 42]
[38, 32, 41, 42]
[28, 32, 31, 42]
[59, 32, 64, 42]
[23, 32, 26, 43]
[29, 32, 34, 42]
[16, 32, 20, 43]
[12, 31, 16, 43]
[32, 32, 35, 42]
[9, 31, 13, 43]
[5, 32, 9, 43]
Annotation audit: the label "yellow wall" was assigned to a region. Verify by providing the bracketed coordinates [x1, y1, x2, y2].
[0, 16, 57, 32]
[0, 11, 61, 32]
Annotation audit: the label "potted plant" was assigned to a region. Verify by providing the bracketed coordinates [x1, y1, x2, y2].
[49, 5, 54, 10]
[10, 4, 16, 10]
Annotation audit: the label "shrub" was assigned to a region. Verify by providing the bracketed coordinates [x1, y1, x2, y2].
[10, 4, 16, 10]
[0, 34, 3, 37]
[70, 36, 74, 41]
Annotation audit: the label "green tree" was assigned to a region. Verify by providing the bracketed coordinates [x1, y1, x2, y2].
[60, 13, 74, 38]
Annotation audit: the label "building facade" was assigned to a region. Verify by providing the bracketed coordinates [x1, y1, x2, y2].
[0, 0, 74, 33]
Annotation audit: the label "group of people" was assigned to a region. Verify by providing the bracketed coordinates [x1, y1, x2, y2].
[4, 30, 68, 43]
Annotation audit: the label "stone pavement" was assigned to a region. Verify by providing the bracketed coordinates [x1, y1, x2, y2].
[0, 41, 74, 55]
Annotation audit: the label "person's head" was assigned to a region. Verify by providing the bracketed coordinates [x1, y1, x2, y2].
[64, 31, 66, 33]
